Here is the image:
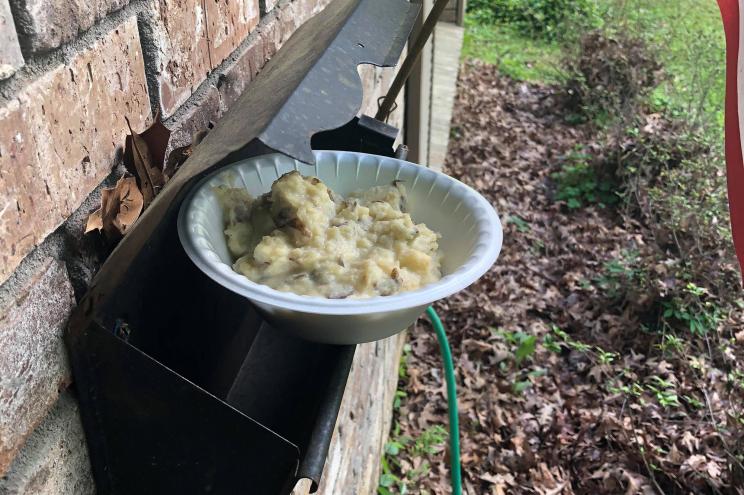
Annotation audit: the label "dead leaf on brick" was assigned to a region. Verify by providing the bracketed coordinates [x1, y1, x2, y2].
[124, 116, 166, 207]
[140, 111, 171, 171]
[85, 176, 143, 240]
[114, 177, 144, 232]
[85, 208, 103, 233]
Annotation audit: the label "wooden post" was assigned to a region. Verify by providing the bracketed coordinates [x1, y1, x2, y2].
[457, 0, 466, 26]
[405, 0, 434, 165]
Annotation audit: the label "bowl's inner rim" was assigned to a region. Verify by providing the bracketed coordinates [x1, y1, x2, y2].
[179, 151, 502, 315]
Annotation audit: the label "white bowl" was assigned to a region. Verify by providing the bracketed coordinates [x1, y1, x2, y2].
[178, 151, 502, 344]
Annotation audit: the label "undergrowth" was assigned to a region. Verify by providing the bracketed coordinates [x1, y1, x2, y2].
[379, 347, 448, 495]
[446, 0, 741, 491]
[552, 146, 619, 209]
[468, 0, 599, 40]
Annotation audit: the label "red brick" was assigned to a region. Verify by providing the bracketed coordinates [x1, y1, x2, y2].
[275, 0, 331, 43]
[216, 0, 330, 108]
[216, 32, 264, 108]
[0, 259, 75, 476]
[167, 0, 329, 146]
[0, 0, 23, 79]
[149, 0, 260, 116]
[0, 16, 150, 285]
[9, 0, 129, 53]
[167, 85, 222, 151]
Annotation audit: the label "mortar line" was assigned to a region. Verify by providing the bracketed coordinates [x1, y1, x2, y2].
[162, 0, 291, 127]
[0, 0, 151, 102]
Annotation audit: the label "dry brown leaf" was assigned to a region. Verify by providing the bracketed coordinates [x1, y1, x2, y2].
[124, 116, 167, 207]
[681, 454, 707, 473]
[85, 176, 143, 240]
[479, 472, 503, 485]
[84, 208, 103, 233]
[100, 185, 118, 239]
[680, 430, 699, 453]
[140, 110, 171, 171]
[112, 176, 144, 234]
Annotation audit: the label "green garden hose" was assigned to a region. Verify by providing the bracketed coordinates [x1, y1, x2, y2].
[426, 306, 462, 495]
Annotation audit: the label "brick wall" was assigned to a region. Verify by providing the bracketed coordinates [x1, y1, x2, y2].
[0, 0, 404, 491]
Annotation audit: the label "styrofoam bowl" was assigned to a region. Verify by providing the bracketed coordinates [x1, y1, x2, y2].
[178, 151, 502, 344]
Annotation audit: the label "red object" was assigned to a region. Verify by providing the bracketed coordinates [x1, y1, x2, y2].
[718, 0, 744, 280]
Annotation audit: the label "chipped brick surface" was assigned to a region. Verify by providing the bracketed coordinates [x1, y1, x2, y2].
[8, 0, 129, 53]
[0, 259, 75, 476]
[149, 0, 260, 116]
[0, 393, 94, 494]
[0, 0, 23, 79]
[0, 16, 150, 285]
[167, 85, 222, 151]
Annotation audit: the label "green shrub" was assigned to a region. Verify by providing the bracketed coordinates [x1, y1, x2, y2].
[467, 0, 599, 40]
[647, 153, 730, 250]
[594, 249, 647, 301]
[661, 283, 723, 336]
[564, 30, 663, 120]
[598, 118, 706, 214]
[552, 147, 619, 209]
[598, 0, 725, 134]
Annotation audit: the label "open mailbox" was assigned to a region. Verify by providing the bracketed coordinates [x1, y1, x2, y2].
[64, 0, 420, 492]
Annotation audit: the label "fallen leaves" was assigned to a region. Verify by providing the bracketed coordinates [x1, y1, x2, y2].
[124, 114, 169, 207]
[386, 63, 744, 495]
[85, 176, 143, 239]
[85, 113, 206, 240]
[137, 111, 172, 173]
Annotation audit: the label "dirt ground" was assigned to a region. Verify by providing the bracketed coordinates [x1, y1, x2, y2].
[387, 62, 744, 495]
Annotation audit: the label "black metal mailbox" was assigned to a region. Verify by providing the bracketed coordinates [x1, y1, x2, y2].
[64, 0, 420, 492]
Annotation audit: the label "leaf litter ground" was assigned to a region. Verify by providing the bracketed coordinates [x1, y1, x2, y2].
[387, 62, 744, 495]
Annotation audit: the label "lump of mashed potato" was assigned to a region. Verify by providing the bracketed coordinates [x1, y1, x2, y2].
[214, 171, 442, 298]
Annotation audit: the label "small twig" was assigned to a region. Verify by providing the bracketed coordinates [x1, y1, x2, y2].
[670, 229, 686, 259]
[638, 433, 666, 495]
[702, 388, 744, 473]
[704, 331, 714, 364]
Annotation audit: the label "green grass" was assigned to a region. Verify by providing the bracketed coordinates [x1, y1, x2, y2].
[463, 1, 726, 130]
[604, 0, 725, 131]
[462, 16, 565, 83]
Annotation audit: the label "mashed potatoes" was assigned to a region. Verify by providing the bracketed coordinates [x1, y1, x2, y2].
[215, 171, 442, 298]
